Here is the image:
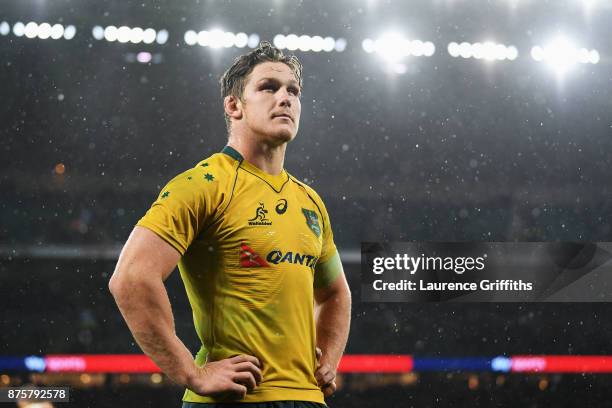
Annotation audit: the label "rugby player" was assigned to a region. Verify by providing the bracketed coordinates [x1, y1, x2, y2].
[109, 42, 351, 407]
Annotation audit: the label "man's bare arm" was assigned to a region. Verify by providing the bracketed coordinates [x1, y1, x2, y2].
[109, 226, 262, 398]
[314, 253, 352, 396]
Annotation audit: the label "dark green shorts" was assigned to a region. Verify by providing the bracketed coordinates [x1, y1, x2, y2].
[182, 402, 326, 408]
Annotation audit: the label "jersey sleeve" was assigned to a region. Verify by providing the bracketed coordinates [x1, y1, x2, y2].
[317, 195, 337, 264]
[136, 167, 216, 256]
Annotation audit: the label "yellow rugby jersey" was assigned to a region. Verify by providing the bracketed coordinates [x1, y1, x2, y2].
[137, 146, 337, 404]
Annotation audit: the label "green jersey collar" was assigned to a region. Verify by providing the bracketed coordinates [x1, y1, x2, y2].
[221, 145, 244, 163]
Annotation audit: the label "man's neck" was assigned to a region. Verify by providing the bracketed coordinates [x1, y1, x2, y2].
[227, 134, 287, 176]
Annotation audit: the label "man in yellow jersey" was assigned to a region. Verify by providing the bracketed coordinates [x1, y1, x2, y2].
[109, 42, 351, 407]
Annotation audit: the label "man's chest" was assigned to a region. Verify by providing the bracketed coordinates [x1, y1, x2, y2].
[206, 180, 324, 265]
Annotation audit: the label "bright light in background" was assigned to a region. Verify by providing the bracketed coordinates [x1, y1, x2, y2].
[247, 34, 259, 48]
[185, 29, 259, 49]
[208, 29, 226, 48]
[448, 41, 518, 61]
[362, 39, 375, 53]
[335, 38, 347, 52]
[531, 36, 599, 76]
[12, 21, 24, 37]
[273, 34, 345, 53]
[50, 24, 63, 40]
[542, 37, 577, 73]
[375, 32, 407, 63]
[362, 32, 436, 63]
[184, 30, 197, 46]
[0, 21, 9, 36]
[142, 28, 156, 44]
[92, 25, 104, 40]
[234, 32, 248, 48]
[104, 26, 117, 42]
[117, 26, 131, 43]
[63, 25, 76, 40]
[99, 26, 164, 44]
[37, 23, 51, 39]
[156, 29, 168, 45]
[129, 27, 144, 43]
[24, 22, 37, 38]
[8, 21, 71, 40]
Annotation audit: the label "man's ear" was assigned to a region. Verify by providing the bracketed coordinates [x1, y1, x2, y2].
[224, 95, 243, 120]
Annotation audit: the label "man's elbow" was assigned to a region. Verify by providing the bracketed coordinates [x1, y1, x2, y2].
[108, 272, 122, 299]
[108, 268, 132, 301]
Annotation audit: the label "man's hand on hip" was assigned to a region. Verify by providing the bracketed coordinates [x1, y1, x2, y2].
[187, 354, 263, 399]
[315, 347, 337, 397]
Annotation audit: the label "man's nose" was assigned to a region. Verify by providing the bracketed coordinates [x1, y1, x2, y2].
[277, 88, 292, 107]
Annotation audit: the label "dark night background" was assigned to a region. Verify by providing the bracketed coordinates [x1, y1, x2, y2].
[2, 0, 612, 406]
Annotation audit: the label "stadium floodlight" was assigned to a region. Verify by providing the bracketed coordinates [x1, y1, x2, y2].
[0, 21, 9, 36]
[63, 25, 76, 40]
[422, 41, 435, 57]
[506, 46, 519, 61]
[208, 29, 225, 48]
[529, 37, 597, 75]
[104, 26, 118, 42]
[37, 23, 51, 39]
[197, 31, 209, 47]
[531, 45, 544, 61]
[184, 30, 197, 46]
[273, 34, 286, 49]
[450, 41, 517, 61]
[311, 36, 323, 52]
[471, 42, 484, 59]
[334, 38, 347, 52]
[247, 33, 259, 48]
[298, 35, 311, 52]
[187, 29, 259, 49]
[212, 31, 224, 48]
[222, 31, 235, 48]
[24, 22, 38, 39]
[156, 29, 168, 45]
[374, 32, 407, 63]
[577, 48, 590, 64]
[543, 37, 576, 73]
[362, 38, 375, 53]
[142, 28, 156, 44]
[409, 40, 424, 56]
[458, 42, 472, 58]
[50, 24, 64, 40]
[117, 26, 131, 43]
[482, 42, 497, 60]
[234, 32, 248, 48]
[284, 34, 298, 51]
[92, 25, 104, 40]
[365, 32, 434, 63]
[130, 27, 144, 44]
[447, 42, 460, 57]
[322, 36, 335, 52]
[275, 34, 339, 52]
[12, 21, 25, 37]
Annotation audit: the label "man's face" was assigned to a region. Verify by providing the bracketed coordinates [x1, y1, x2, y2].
[238, 61, 301, 145]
